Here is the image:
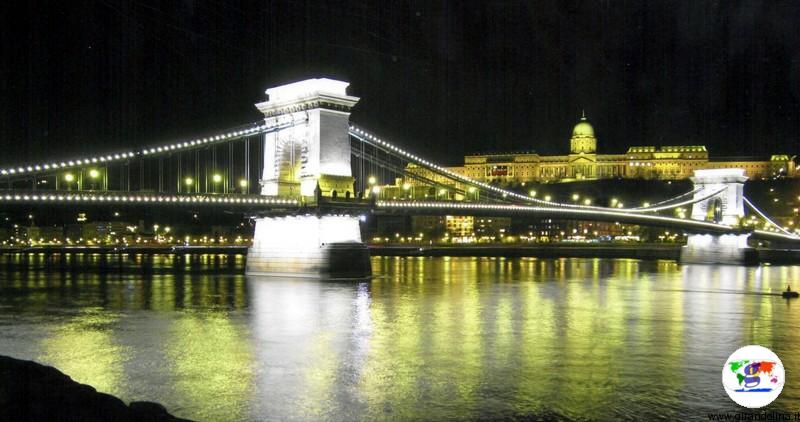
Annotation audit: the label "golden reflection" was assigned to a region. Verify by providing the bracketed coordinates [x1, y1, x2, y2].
[748, 267, 775, 346]
[166, 312, 253, 421]
[359, 257, 705, 419]
[555, 259, 628, 417]
[454, 268, 481, 405]
[3, 253, 800, 419]
[39, 308, 124, 397]
[514, 277, 555, 411]
[361, 275, 425, 418]
[146, 275, 177, 311]
[299, 330, 338, 418]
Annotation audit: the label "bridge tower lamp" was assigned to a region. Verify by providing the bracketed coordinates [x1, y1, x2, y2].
[402, 182, 411, 199]
[468, 186, 478, 201]
[184, 177, 194, 194]
[63, 173, 75, 191]
[88, 169, 101, 191]
[212, 173, 223, 194]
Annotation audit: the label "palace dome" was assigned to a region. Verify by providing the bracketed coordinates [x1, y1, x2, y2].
[572, 117, 595, 137]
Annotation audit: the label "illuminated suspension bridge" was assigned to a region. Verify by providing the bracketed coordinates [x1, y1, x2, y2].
[0, 78, 797, 275]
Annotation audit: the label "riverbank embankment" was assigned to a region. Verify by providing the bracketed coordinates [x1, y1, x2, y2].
[0, 355, 190, 421]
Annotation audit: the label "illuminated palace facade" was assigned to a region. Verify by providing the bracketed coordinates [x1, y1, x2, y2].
[407, 114, 796, 185]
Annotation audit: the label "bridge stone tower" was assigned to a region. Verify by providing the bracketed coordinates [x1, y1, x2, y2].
[247, 78, 371, 278]
[688, 168, 747, 226]
[256, 78, 358, 197]
[680, 168, 756, 265]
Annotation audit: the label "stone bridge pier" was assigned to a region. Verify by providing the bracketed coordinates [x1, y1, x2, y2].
[680, 169, 756, 265]
[246, 79, 371, 278]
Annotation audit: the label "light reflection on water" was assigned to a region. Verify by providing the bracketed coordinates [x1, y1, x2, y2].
[0, 254, 798, 421]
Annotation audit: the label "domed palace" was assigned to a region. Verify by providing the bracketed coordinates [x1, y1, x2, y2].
[568, 112, 598, 179]
[406, 112, 796, 185]
[570, 112, 597, 154]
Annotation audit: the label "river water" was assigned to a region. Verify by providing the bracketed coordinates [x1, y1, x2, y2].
[0, 254, 798, 420]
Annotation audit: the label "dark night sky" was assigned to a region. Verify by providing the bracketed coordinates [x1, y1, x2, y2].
[1, 1, 799, 166]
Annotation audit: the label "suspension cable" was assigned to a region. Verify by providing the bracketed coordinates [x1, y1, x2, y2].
[630, 187, 703, 209]
[350, 135, 509, 203]
[0, 117, 308, 178]
[376, 200, 734, 232]
[744, 196, 797, 237]
[629, 187, 728, 213]
[351, 147, 510, 202]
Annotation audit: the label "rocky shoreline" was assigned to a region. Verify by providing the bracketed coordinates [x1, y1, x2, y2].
[0, 355, 190, 421]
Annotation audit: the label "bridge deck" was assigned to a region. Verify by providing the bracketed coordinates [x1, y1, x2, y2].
[1, 190, 798, 243]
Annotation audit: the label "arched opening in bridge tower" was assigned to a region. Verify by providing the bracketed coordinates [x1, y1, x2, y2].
[707, 197, 724, 223]
[275, 140, 306, 196]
